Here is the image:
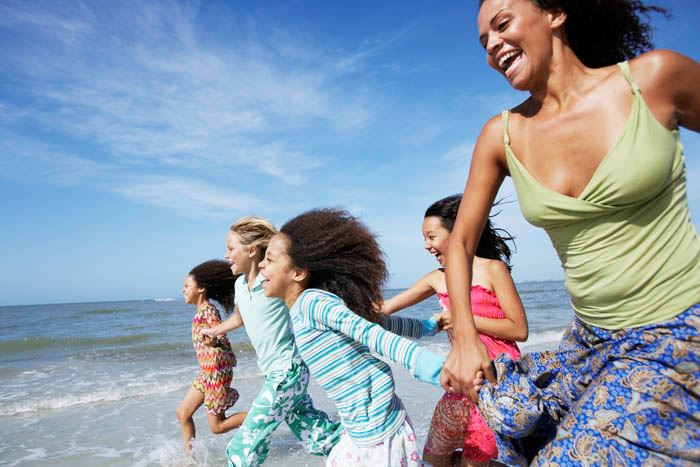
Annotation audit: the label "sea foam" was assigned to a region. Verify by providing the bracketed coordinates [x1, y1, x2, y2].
[0, 380, 186, 417]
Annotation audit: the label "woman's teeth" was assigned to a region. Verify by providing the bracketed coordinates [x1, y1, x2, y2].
[499, 50, 520, 71]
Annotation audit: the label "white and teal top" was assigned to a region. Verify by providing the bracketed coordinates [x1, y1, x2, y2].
[290, 288, 444, 446]
[235, 273, 300, 376]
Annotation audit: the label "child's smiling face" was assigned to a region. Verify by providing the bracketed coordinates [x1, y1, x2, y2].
[259, 234, 298, 299]
[422, 216, 451, 267]
[225, 231, 253, 275]
[182, 275, 202, 305]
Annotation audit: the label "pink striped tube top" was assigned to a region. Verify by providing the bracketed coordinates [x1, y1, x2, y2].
[437, 285, 520, 360]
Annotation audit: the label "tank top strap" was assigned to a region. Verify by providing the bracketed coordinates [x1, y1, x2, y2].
[501, 110, 511, 145]
[617, 61, 641, 95]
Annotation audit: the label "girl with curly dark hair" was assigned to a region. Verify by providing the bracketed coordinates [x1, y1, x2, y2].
[259, 208, 446, 466]
[444, 0, 700, 464]
[200, 217, 341, 466]
[382, 194, 527, 466]
[176, 259, 246, 456]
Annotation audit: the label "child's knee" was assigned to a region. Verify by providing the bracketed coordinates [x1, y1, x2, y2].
[176, 405, 192, 423]
[208, 415, 229, 434]
[209, 420, 225, 434]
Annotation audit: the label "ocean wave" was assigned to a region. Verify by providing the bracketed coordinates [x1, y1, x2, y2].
[0, 368, 263, 417]
[153, 298, 176, 302]
[521, 328, 565, 349]
[81, 340, 256, 360]
[0, 367, 25, 378]
[81, 308, 124, 316]
[0, 380, 186, 417]
[131, 436, 217, 467]
[0, 333, 155, 353]
[420, 328, 566, 354]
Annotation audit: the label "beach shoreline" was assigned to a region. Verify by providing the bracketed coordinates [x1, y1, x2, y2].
[0, 282, 570, 466]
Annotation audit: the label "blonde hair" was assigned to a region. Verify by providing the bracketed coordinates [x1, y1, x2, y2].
[229, 216, 277, 257]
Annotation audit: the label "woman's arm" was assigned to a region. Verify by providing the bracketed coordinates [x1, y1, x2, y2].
[633, 50, 700, 132]
[442, 114, 508, 397]
[201, 305, 244, 338]
[381, 269, 441, 315]
[472, 261, 528, 342]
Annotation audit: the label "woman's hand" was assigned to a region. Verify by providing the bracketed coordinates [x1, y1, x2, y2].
[440, 333, 494, 400]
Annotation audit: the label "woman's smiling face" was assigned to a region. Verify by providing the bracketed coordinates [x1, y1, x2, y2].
[478, 0, 561, 91]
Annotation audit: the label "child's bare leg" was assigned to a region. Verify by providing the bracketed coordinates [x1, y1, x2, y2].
[208, 410, 248, 434]
[176, 386, 204, 455]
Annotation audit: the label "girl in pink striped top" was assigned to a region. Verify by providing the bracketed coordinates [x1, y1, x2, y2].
[382, 194, 527, 467]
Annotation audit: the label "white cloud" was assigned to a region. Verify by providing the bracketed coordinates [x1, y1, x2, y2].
[0, 0, 381, 197]
[454, 89, 525, 114]
[0, 132, 260, 218]
[443, 140, 475, 162]
[116, 176, 261, 220]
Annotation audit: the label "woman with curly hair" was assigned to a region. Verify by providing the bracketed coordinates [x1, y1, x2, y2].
[442, 0, 700, 464]
[259, 208, 446, 466]
[177, 259, 246, 456]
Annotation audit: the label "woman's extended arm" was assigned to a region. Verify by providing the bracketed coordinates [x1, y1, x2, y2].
[442, 115, 508, 398]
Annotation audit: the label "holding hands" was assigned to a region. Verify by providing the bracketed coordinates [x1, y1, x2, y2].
[440, 335, 493, 400]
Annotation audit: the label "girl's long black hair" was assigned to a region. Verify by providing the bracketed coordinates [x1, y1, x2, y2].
[425, 194, 515, 271]
[189, 259, 238, 314]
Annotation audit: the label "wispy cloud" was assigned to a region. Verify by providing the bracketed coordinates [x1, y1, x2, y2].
[0, 0, 393, 214]
[443, 140, 475, 162]
[116, 176, 260, 219]
[454, 89, 525, 114]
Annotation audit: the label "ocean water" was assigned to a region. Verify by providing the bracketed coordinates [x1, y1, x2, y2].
[0, 281, 573, 466]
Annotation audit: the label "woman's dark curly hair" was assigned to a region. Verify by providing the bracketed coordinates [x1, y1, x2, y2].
[280, 208, 387, 323]
[479, 0, 668, 68]
[425, 194, 515, 271]
[189, 260, 238, 314]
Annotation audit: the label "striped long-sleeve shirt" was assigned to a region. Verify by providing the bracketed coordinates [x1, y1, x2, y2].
[290, 288, 442, 446]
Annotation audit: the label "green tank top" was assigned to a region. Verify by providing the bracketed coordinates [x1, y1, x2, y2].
[503, 61, 700, 329]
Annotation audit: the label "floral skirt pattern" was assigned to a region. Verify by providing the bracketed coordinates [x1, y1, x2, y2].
[478, 304, 700, 466]
[226, 361, 341, 467]
[327, 416, 422, 467]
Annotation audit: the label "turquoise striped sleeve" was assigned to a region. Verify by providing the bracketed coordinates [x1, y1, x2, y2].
[302, 290, 423, 372]
[380, 314, 438, 338]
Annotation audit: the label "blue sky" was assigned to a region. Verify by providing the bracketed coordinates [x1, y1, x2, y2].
[1, 0, 699, 305]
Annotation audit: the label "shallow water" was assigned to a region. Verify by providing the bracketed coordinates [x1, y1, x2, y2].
[0, 281, 572, 466]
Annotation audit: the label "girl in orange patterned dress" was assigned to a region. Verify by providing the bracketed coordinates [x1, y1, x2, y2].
[176, 259, 247, 456]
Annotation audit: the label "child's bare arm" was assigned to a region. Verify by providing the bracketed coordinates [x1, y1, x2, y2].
[381, 269, 441, 314]
[472, 261, 528, 342]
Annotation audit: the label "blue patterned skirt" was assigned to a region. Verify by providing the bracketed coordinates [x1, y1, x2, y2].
[478, 304, 700, 466]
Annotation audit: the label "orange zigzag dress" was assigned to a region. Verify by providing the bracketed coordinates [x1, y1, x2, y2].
[192, 303, 239, 415]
